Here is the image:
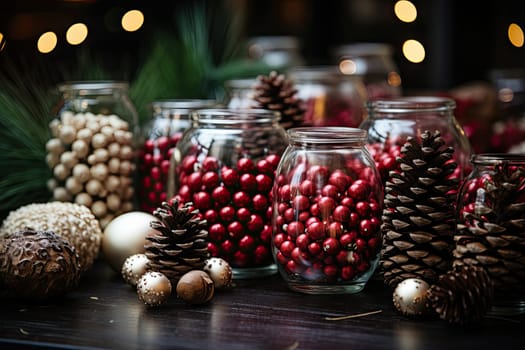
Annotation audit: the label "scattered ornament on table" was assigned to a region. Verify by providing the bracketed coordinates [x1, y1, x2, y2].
[427, 265, 493, 325]
[380, 130, 458, 288]
[202, 257, 232, 289]
[46, 112, 135, 228]
[176, 270, 215, 305]
[0, 228, 81, 299]
[392, 278, 430, 317]
[102, 211, 157, 272]
[0, 202, 102, 272]
[137, 271, 172, 307]
[122, 253, 150, 287]
[145, 200, 209, 284]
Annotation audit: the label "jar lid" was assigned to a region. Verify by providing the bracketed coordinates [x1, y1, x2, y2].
[58, 81, 129, 92]
[287, 127, 367, 144]
[195, 108, 281, 124]
[151, 99, 218, 111]
[288, 66, 362, 83]
[471, 153, 525, 165]
[367, 96, 456, 113]
[333, 43, 394, 59]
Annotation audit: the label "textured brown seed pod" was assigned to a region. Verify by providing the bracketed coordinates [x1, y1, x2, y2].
[0, 228, 81, 300]
[0, 202, 102, 272]
[176, 270, 215, 305]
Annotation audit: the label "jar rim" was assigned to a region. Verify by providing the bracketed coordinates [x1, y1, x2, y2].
[151, 99, 218, 110]
[288, 66, 363, 81]
[334, 42, 394, 58]
[194, 108, 281, 124]
[367, 96, 456, 113]
[471, 153, 525, 165]
[287, 127, 367, 144]
[58, 81, 129, 92]
[224, 78, 257, 89]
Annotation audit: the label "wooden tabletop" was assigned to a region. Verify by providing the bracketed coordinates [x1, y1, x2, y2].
[0, 261, 523, 350]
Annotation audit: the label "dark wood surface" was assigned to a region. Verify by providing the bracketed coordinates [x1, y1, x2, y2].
[0, 261, 524, 350]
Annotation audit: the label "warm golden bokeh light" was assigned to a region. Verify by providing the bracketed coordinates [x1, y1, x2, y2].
[339, 59, 357, 75]
[394, 0, 417, 23]
[37, 31, 58, 54]
[121, 10, 144, 32]
[508, 23, 524, 47]
[0, 32, 6, 51]
[402, 39, 425, 63]
[66, 23, 88, 45]
[387, 71, 402, 87]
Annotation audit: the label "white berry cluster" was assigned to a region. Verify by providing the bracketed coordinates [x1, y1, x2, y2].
[46, 111, 135, 228]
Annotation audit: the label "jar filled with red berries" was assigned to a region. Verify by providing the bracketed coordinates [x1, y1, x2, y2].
[272, 127, 383, 294]
[138, 99, 217, 213]
[455, 154, 525, 313]
[170, 108, 288, 278]
[360, 96, 472, 185]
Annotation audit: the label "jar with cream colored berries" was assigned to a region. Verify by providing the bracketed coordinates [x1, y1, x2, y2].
[272, 127, 383, 294]
[138, 99, 217, 213]
[170, 108, 288, 278]
[46, 81, 138, 229]
[360, 96, 472, 186]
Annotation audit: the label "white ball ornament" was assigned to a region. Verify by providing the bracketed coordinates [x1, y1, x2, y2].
[122, 253, 150, 287]
[72, 139, 89, 158]
[137, 271, 172, 307]
[60, 151, 78, 168]
[203, 257, 233, 289]
[393, 278, 431, 317]
[102, 211, 158, 272]
[59, 125, 76, 145]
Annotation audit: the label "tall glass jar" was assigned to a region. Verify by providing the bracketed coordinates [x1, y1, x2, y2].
[170, 109, 288, 278]
[138, 99, 217, 213]
[455, 154, 525, 314]
[288, 66, 368, 128]
[223, 78, 257, 110]
[272, 127, 383, 294]
[46, 81, 138, 229]
[360, 97, 472, 185]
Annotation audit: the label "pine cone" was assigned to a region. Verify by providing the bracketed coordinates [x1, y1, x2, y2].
[427, 265, 493, 325]
[381, 130, 459, 288]
[145, 200, 209, 284]
[454, 159, 525, 293]
[252, 70, 305, 129]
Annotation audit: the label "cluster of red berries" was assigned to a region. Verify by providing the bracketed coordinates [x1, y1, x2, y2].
[173, 153, 281, 268]
[272, 164, 383, 283]
[138, 134, 183, 213]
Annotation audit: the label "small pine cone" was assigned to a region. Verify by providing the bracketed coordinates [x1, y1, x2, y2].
[145, 200, 209, 284]
[427, 265, 494, 325]
[381, 130, 459, 288]
[252, 70, 305, 129]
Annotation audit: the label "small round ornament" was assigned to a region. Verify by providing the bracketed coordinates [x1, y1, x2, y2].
[393, 278, 431, 317]
[203, 257, 233, 289]
[102, 211, 157, 272]
[176, 270, 215, 305]
[137, 271, 172, 307]
[122, 253, 150, 287]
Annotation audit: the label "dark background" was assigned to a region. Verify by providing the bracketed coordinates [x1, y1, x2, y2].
[0, 0, 524, 92]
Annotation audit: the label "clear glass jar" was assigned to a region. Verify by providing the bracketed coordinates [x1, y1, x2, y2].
[138, 99, 218, 213]
[288, 66, 368, 128]
[333, 43, 402, 99]
[46, 81, 139, 229]
[271, 127, 383, 294]
[169, 109, 288, 278]
[455, 154, 525, 314]
[361, 96, 472, 184]
[223, 78, 257, 110]
[247, 36, 305, 70]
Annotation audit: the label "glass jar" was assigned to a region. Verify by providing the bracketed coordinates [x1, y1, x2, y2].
[138, 99, 218, 213]
[361, 96, 472, 185]
[455, 154, 525, 314]
[170, 109, 288, 278]
[223, 78, 257, 110]
[271, 127, 383, 294]
[333, 43, 402, 98]
[46, 81, 138, 229]
[247, 36, 305, 70]
[288, 66, 368, 128]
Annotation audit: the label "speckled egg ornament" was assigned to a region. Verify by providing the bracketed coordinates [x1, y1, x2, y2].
[0, 202, 102, 272]
[102, 211, 157, 272]
[203, 257, 233, 289]
[137, 271, 172, 307]
[393, 278, 431, 317]
[176, 270, 215, 305]
[122, 253, 150, 287]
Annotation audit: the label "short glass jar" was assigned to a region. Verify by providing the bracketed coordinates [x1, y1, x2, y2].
[271, 127, 383, 294]
[138, 99, 217, 213]
[455, 154, 525, 314]
[288, 66, 368, 128]
[170, 109, 288, 278]
[46, 81, 138, 228]
[360, 96, 472, 184]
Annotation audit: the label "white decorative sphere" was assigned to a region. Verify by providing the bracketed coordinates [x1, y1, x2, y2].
[137, 271, 172, 307]
[203, 257, 233, 289]
[393, 278, 431, 317]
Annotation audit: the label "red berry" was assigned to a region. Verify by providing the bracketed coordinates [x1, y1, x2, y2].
[186, 172, 203, 191]
[339, 231, 357, 247]
[228, 221, 245, 240]
[299, 180, 316, 196]
[202, 157, 219, 171]
[355, 201, 370, 217]
[247, 214, 264, 233]
[233, 191, 251, 208]
[340, 196, 355, 208]
[240, 173, 257, 192]
[327, 222, 343, 237]
[333, 205, 351, 222]
[221, 239, 236, 255]
[202, 171, 220, 190]
[209, 223, 227, 241]
[279, 184, 292, 201]
[329, 170, 350, 192]
[207, 242, 219, 257]
[151, 166, 161, 181]
[295, 233, 310, 250]
[233, 250, 250, 267]
[220, 205, 236, 222]
[259, 225, 272, 243]
[273, 233, 287, 248]
[280, 240, 295, 258]
[307, 221, 325, 240]
[306, 165, 329, 182]
[239, 235, 256, 253]
[323, 264, 338, 277]
[193, 191, 211, 210]
[236, 207, 251, 222]
[212, 186, 231, 205]
[287, 221, 305, 239]
[359, 219, 374, 236]
[221, 167, 239, 187]
[256, 174, 273, 192]
[317, 196, 336, 218]
[204, 209, 219, 223]
[253, 244, 269, 264]
[256, 159, 274, 175]
[323, 237, 340, 255]
[348, 180, 370, 201]
[252, 194, 269, 212]
[341, 265, 355, 280]
[293, 195, 310, 212]
[308, 242, 322, 256]
[321, 184, 339, 198]
[265, 154, 281, 169]
[237, 158, 255, 173]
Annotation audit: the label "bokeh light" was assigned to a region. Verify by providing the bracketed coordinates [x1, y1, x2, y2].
[394, 1, 417, 23]
[508, 23, 524, 47]
[339, 59, 357, 75]
[66, 23, 88, 45]
[402, 39, 425, 63]
[122, 10, 144, 32]
[0, 32, 6, 52]
[37, 31, 58, 54]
